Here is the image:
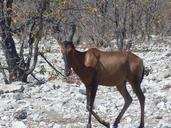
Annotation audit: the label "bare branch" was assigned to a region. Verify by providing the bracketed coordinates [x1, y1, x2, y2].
[25, 29, 40, 75]
[25, 22, 36, 71]
[11, 16, 39, 33]
[38, 52, 65, 77]
[25, 1, 45, 75]
[31, 73, 40, 82]
[30, 73, 46, 85]
[11, 15, 62, 34]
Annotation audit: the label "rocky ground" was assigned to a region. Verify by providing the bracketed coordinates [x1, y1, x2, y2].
[0, 38, 171, 128]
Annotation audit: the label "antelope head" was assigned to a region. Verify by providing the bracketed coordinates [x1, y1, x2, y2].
[61, 24, 76, 76]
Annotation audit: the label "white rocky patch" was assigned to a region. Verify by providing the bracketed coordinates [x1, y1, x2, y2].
[0, 37, 171, 128]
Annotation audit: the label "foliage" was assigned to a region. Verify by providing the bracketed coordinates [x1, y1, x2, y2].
[39, 65, 47, 75]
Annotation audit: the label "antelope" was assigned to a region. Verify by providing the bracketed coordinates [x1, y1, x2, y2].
[61, 25, 145, 128]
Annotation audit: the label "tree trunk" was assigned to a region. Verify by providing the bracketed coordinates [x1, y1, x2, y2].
[0, 0, 28, 82]
[0, 35, 28, 82]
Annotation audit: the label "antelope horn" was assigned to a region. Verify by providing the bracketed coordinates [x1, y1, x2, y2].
[68, 24, 76, 42]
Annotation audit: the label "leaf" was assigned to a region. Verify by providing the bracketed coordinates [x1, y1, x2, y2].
[84, 7, 97, 14]
[48, 70, 57, 80]
[39, 65, 47, 75]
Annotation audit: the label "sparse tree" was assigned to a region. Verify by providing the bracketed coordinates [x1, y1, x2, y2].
[0, 0, 170, 83]
[0, 0, 48, 82]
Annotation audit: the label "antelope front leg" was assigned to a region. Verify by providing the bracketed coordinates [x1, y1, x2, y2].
[86, 90, 93, 128]
[86, 84, 110, 128]
[86, 84, 98, 128]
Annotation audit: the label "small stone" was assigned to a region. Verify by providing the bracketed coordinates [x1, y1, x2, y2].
[79, 89, 86, 95]
[14, 109, 27, 120]
[165, 52, 171, 57]
[63, 113, 72, 119]
[41, 85, 51, 92]
[39, 121, 46, 127]
[157, 101, 165, 110]
[53, 124, 61, 128]
[32, 113, 40, 121]
[57, 85, 61, 89]
[1, 116, 9, 121]
[14, 93, 23, 101]
[156, 116, 163, 119]
[0, 84, 24, 93]
[48, 123, 54, 127]
[12, 121, 27, 128]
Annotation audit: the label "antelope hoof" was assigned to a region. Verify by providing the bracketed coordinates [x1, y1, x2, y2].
[87, 124, 92, 128]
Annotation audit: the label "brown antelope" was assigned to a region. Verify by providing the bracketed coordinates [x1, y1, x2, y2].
[61, 25, 145, 128]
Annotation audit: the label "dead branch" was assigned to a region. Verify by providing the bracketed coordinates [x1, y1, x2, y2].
[25, 4, 44, 75]
[25, 31, 39, 75]
[12, 16, 62, 34]
[30, 73, 46, 85]
[38, 52, 65, 77]
[31, 73, 40, 82]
